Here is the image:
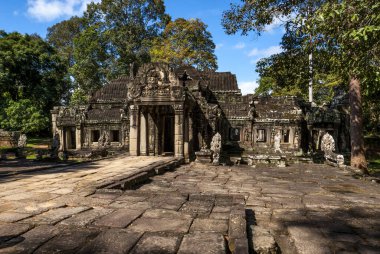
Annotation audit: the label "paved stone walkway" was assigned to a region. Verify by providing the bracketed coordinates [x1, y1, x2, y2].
[141, 164, 380, 253]
[0, 157, 379, 253]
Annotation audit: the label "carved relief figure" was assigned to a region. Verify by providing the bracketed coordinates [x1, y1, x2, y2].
[18, 134, 27, 148]
[274, 131, 282, 153]
[210, 132, 222, 165]
[321, 132, 335, 152]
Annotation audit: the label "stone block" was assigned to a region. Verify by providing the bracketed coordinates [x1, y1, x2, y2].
[1, 225, 60, 253]
[130, 232, 182, 254]
[78, 229, 142, 254]
[24, 206, 90, 225]
[34, 228, 99, 254]
[177, 232, 226, 254]
[190, 218, 228, 233]
[0, 223, 31, 244]
[0, 212, 33, 223]
[251, 225, 278, 254]
[60, 207, 114, 226]
[128, 217, 192, 233]
[93, 208, 143, 228]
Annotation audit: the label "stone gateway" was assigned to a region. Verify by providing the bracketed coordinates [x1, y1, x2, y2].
[51, 63, 350, 162]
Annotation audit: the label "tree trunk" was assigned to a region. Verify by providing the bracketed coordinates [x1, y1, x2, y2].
[349, 77, 368, 173]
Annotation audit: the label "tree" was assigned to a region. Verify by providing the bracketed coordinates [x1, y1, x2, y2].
[0, 99, 49, 134]
[0, 31, 67, 133]
[254, 22, 342, 104]
[46, 16, 85, 104]
[305, 0, 380, 171]
[70, 0, 169, 96]
[150, 18, 218, 70]
[222, 0, 379, 172]
[47, 16, 85, 68]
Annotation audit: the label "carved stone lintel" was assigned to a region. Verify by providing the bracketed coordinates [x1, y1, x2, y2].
[173, 104, 184, 112]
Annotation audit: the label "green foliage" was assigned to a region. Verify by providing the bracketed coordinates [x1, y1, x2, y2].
[0, 99, 49, 133]
[69, 0, 169, 94]
[150, 18, 217, 70]
[0, 31, 67, 133]
[70, 88, 89, 106]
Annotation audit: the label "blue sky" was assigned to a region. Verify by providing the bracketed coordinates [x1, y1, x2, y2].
[0, 0, 284, 94]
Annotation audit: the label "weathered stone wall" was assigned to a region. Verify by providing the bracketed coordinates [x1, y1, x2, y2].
[0, 129, 20, 147]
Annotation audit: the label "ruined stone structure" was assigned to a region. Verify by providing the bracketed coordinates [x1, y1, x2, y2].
[51, 63, 349, 162]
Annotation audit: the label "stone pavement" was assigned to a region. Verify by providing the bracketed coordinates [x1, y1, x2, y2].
[141, 163, 380, 254]
[0, 156, 379, 253]
[0, 156, 245, 254]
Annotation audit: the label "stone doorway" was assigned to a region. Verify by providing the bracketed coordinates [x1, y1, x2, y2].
[64, 127, 76, 150]
[163, 115, 174, 155]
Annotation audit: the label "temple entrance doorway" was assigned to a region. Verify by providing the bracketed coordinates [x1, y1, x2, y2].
[63, 127, 76, 150]
[163, 115, 174, 154]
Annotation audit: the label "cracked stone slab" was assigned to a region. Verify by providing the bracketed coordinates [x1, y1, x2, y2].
[77, 228, 143, 254]
[92, 208, 143, 228]
[1, 225, 60, 253]
[128, 217, 193, 233]
[60, 207, 114, 226]
[34, 228, 99, 254]
[0, 212, 33, 223]
[24, 206, 91, 225]
[0, 223, 32, 244]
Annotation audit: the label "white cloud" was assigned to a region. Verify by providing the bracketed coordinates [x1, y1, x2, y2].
[239, 81, 258, 95]
[248, 45, 282, 57]
[264, 17, 283, 33]
[27, 0, 100, 22]
[215, 43, 224, 50]
[234, 42, 245, 49]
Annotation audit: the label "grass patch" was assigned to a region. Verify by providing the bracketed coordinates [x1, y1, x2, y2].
[368, 157, 380, 175]
[27, 137, 51, 149]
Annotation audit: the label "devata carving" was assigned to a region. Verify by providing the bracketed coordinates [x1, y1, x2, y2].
[321, 132, 335, 152]
[210, 132, 222, 165]
[273, 132, 282, 153]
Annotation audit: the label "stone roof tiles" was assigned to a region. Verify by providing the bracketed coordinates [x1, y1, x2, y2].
[91, 76, 130, 102]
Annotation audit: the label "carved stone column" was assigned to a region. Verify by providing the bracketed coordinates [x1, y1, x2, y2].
[129, 105, 139, 156]
[140, 110, 148, 156]
[174, 105, 184, 158]
[59, 129, 64, 151]
[183, 112, 190, 162]
[75, 126, 81, 150]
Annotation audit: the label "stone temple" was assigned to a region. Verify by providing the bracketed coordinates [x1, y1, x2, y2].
[51, 62, 350, 163]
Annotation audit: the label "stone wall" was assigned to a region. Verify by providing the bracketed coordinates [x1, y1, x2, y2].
[0, 129, 20, 148]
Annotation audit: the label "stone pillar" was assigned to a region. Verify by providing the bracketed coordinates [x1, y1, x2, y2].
[129, 105, 139, 156]
[75, 126, 81, 150]
[59, 129, 64, 151]
[184, 112, 190, 162]
[289, 127, 294, 147]
[188, 113, 193, 159]
[174, 105, 184, 158]
[51, 112, 58, 137]
[140, 111, 148, 156]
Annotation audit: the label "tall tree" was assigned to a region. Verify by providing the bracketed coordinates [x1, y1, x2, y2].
[71, 0, 169, 95]
[222, 0, 379, 172]
[47, 16, 85, 68]
[305, 0, 380, 171]
[0, 31, 67, 133]
[255, 21, 342, 104]
[150, 18, 217, 70]
[46, 16, 85, 104]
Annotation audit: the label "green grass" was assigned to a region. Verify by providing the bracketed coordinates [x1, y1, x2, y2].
[26, 137, 51, 148]
[368, 158, 380, 174]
